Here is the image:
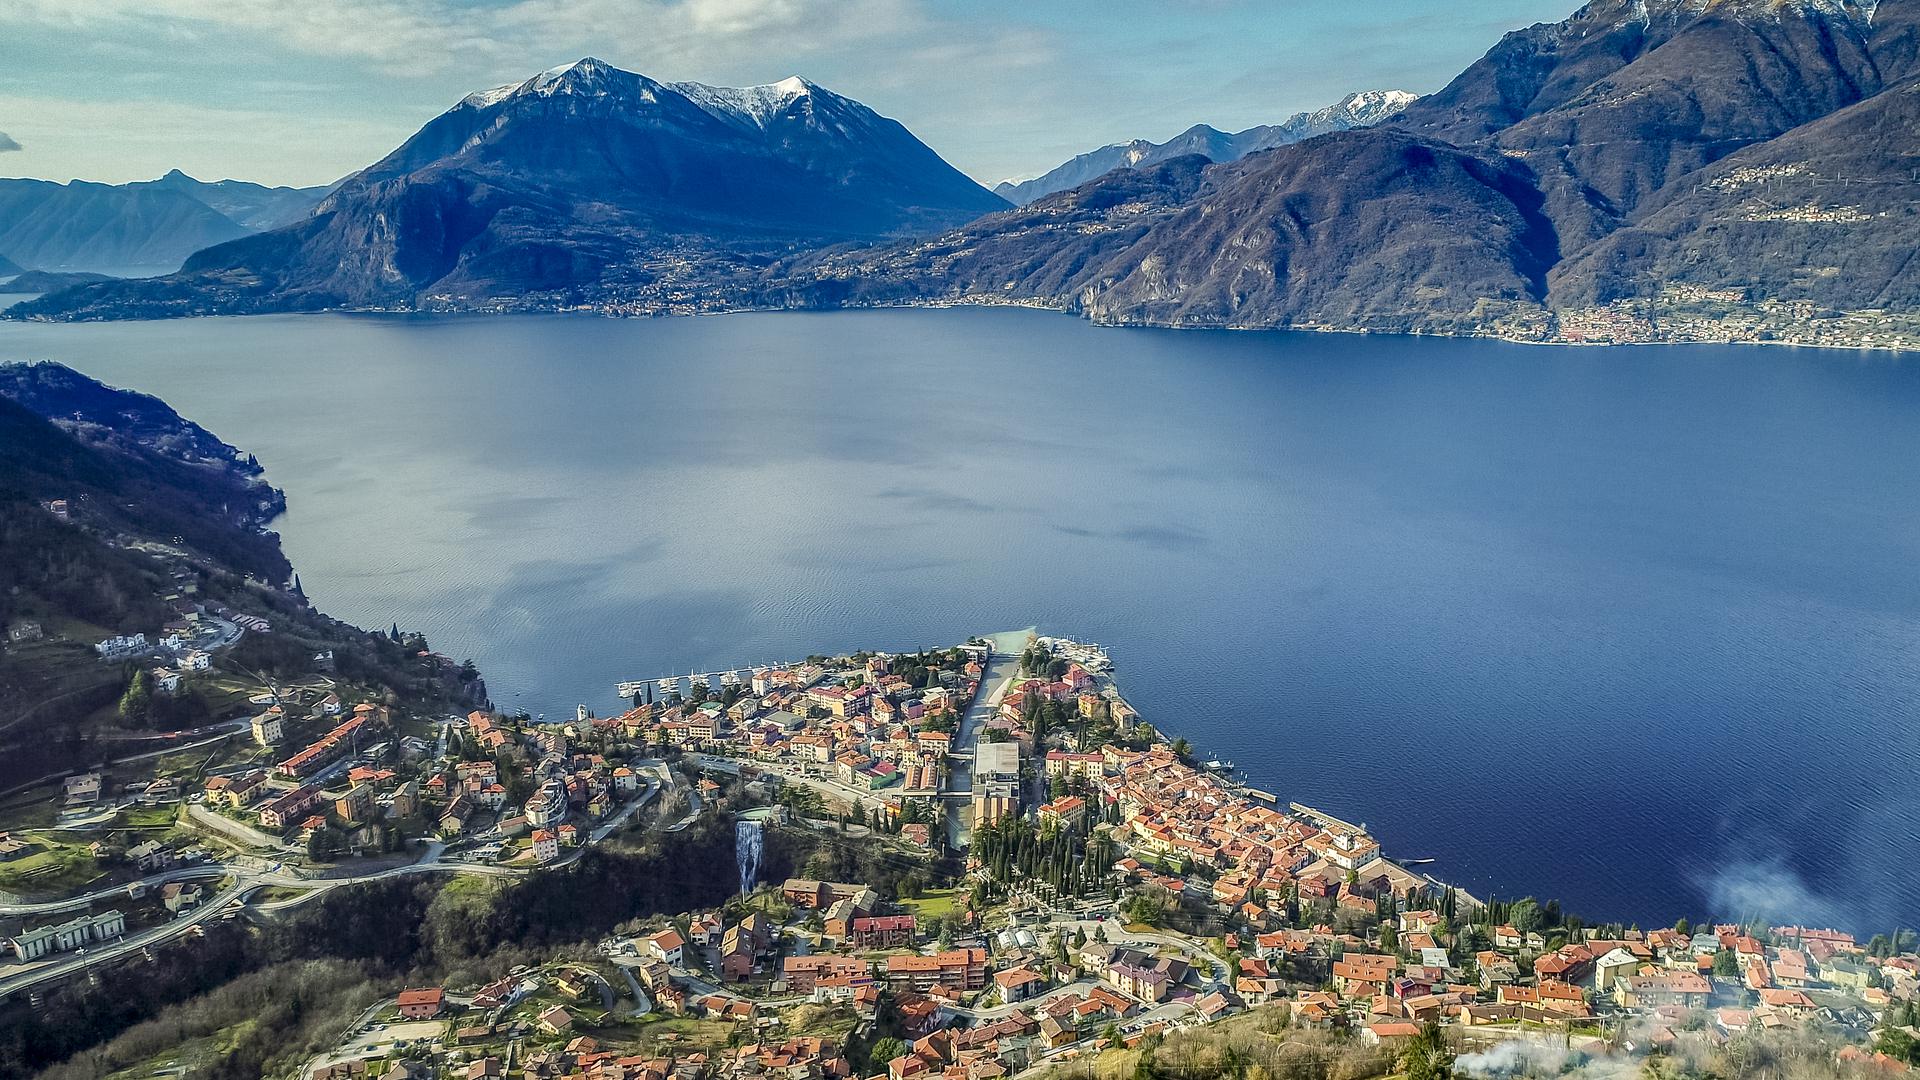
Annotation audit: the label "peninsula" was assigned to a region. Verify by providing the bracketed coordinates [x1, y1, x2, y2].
[5, 627, 1914, 1080]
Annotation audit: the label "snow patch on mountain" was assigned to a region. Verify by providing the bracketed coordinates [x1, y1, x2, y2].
[671, 76, 817, 130]
[996, 88, 1418, 205]
[463, 82, 521, 109]
[460, 58, 661, 109]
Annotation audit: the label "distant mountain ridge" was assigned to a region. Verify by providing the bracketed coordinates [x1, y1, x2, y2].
[0, 172, 325, 277]
[7, 59, 1007, 316]
[1, 270, 113, 294]
[133, 169, 331, 231]
[16, 0, 1920, 348]
[993, 90, 1417, 205]
[757, 0, 1920, 345]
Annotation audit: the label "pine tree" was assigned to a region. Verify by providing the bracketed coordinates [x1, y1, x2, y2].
[119, 669, 153, 728]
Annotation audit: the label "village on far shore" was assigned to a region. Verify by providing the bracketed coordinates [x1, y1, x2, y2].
[5, 631, 1917, 1080]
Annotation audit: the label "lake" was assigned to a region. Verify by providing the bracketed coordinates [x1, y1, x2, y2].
[2, 307, 1916, 934]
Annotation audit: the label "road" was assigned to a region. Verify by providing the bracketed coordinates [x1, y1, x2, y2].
[0, 855, 521, 998]
[614, 963, 653, 1017]
[0, 773, 669, 999]
[591, 770, 662, 841]
[952, 976, 1105, 1021]
[0, 872, 255, 999]
[2, 720, 250, 810]
[553, 964, 618, 1013]
[663, 766, 704, 832]
[0, 863, 231, 916]
[945, 633, 1030, 849]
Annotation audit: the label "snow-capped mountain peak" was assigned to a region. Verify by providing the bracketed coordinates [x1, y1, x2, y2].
[462, 57, 655, 108]
[1330, 89, 1420, 122]
[462, 81, 521, 109]
[670, 76, 826, 130]
[525, 57, 643, 97]
[994, 88, 1416, 205]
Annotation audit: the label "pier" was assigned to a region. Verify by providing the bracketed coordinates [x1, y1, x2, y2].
[1289, 801, 1367, 835]
[615, 665, 776, 700]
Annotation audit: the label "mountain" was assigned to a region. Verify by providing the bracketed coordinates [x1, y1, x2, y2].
[0, 362, 487, 784]
[1874, 0, 1920, 81]
[2, 270, 115, 293]
[0, 362, 291, 642]
[17, 1, 1920, 345]
[0, 252, 19, 277]
[994, 90, 1416, 205]
[766, 132, 1558, 335]
[131, 169, 328, 231]
[9, 60, 1008, 317]
[1549, 74, 1920, 309]
[762, 154, 1220, 309]
[0, 179, 256, 276]
[0, 172, 327, 277]
[1394, 0, 1887, 250]
[773, 0, 1920, 344]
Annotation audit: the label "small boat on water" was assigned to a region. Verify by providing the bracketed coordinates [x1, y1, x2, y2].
[1403, 858, 1437, 866]
[1204, 759, 1236, 772]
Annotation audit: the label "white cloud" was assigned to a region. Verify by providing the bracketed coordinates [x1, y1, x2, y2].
[0, 0, 967, 77]
[0, 95, 408, 185]
[0, 0, 1572, 190]
[0, 0, 1067, 184]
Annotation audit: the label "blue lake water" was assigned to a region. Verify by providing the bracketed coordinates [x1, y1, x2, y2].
[2, 307, 1916, 934]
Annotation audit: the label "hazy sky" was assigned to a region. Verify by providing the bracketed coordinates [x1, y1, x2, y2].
[0, 0, 1576, 189]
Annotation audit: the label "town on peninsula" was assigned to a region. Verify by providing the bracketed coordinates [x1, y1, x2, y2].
[4, 613, 1915, 1080]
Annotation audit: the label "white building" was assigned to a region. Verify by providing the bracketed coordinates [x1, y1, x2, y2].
[251, 710, 285, 746]
[8, 910, 126, 961]
[125, 840, 171, 870]
[94, 633, 148, 657]
[644, 928, 686, 966]
[525, 778, 568, 828]
[975, 741, 1021, 801]
[530, 829, 559, 863]
[63, 773, 102, 806]
[975, 741, 1019, 781]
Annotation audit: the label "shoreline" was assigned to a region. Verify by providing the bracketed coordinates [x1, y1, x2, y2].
[10, 292, 1920, 356]
[1088, 653, 1494, 919]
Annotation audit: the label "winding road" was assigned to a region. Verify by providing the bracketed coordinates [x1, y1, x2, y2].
[0, 774, 675, 1001]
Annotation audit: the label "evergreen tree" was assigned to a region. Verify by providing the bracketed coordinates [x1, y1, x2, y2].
[1713, 947, 1740, 977]
[119, 669, 153, 728]
[869, 1038, 906, 1068]
[1402, 1021, 1454, 1080]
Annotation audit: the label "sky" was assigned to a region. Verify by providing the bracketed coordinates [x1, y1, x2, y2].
[0, 0, 1578, 189]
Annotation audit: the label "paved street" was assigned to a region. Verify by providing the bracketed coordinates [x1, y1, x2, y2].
[0, 777, 668, 1000]
[945, 633, 1030, 848]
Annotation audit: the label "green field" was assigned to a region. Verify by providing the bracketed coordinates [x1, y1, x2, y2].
[120, 805, 182, 828]
[0, 839, 104, 894]
[899, 887, 962, 920]
[620, 1014, 736, 1050]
